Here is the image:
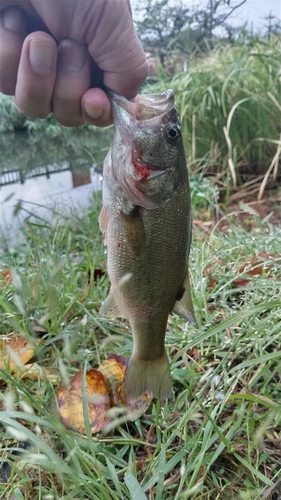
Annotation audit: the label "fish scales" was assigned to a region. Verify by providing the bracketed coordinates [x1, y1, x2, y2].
[99, 89, 196, 399]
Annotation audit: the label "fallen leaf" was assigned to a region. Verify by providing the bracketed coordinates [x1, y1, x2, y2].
[57, 369, 110, 433]
[98, 354, 128, 406]
[18, 363, 60, 383]
[0, 333, 36, 373]
[257, 252, 281, 260]
[0, 269, 12, 286]
[233, 253, 281, 287]
[98, 354, 152, 414]
[57, 355, 153, 434]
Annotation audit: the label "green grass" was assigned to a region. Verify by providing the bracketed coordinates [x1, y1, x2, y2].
[0, 190, 280, 499]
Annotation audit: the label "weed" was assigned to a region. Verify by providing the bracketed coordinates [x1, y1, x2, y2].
[0, 192, 280, 499]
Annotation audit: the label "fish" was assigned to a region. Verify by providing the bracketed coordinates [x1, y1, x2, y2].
[99, 89, 196, 399]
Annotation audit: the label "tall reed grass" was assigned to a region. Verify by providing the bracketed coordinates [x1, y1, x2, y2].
[147, 37, 281, 188]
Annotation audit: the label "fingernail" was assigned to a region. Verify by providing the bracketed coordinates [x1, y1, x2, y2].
[3, 7, 25, 33]
[58, 40, 87, 72]
[84, 101, 104, 120]
[29, 39, 55, 75]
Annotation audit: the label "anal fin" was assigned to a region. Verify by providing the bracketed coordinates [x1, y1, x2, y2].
[100, 273, 132, 318]
[99, 287, 123, 317]
[172, 271, 197, 326]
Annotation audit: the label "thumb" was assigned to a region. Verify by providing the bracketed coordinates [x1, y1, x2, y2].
[87, 0, 147, 99]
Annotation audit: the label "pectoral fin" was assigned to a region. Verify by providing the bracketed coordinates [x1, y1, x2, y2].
[173, 271, 197, 326]
[98, 206, 108, 245]
[121, 206, 145, 256]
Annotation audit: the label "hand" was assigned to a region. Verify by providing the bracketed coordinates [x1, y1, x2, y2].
[0, 0, 148, 127]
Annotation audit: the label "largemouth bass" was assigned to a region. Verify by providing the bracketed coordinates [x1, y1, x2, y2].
[99, 89, 196, 399]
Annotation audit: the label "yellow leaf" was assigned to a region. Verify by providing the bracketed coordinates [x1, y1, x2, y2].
[98, 354, 128, 406]
[57, 354, 153, 435]
[0, 334, 36, 373]
[98, 354, 152, 418]
[57, 369, 110, 434]
[17, 363, 61, 384]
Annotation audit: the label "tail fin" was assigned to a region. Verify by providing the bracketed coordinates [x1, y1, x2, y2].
[125, 353, 172, 400]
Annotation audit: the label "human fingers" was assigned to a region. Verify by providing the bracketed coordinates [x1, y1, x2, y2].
[86, 0, 148, 99]
[0, 6, 27, 94]
[52, 39, 91, 127]
[81, 87, 112, 128]
[14, 31, 57, 118]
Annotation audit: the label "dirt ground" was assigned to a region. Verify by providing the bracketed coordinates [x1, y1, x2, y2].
[192, 187, 281, 235]
[218, 187, 281, 231]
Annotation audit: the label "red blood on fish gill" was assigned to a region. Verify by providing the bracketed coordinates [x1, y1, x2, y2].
[132, 156, 150, 180]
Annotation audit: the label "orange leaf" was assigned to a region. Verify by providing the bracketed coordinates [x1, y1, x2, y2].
[233, 253, 281, 287]
[57, 355, 153, 434]
[0, 334, 36, 372]
[233, 277, 253, 288]
[257, 252, 281, 260]
[57, 369, 110, 434]
[98, 354, 152, 415]
[98, 354, 128, 406]
[0, 269, 12, 287]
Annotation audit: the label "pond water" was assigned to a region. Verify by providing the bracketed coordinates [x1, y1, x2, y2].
[0, 127, 113, 247]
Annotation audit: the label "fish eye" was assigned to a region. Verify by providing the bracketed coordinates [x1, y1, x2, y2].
[164, 124, 181, 144]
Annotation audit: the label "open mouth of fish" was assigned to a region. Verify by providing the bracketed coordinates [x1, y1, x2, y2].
[109, 89, 175, 128]
[108, 89, 179, 208]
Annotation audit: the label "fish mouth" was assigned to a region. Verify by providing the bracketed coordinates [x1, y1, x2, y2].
[109, 89, 175, 126]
